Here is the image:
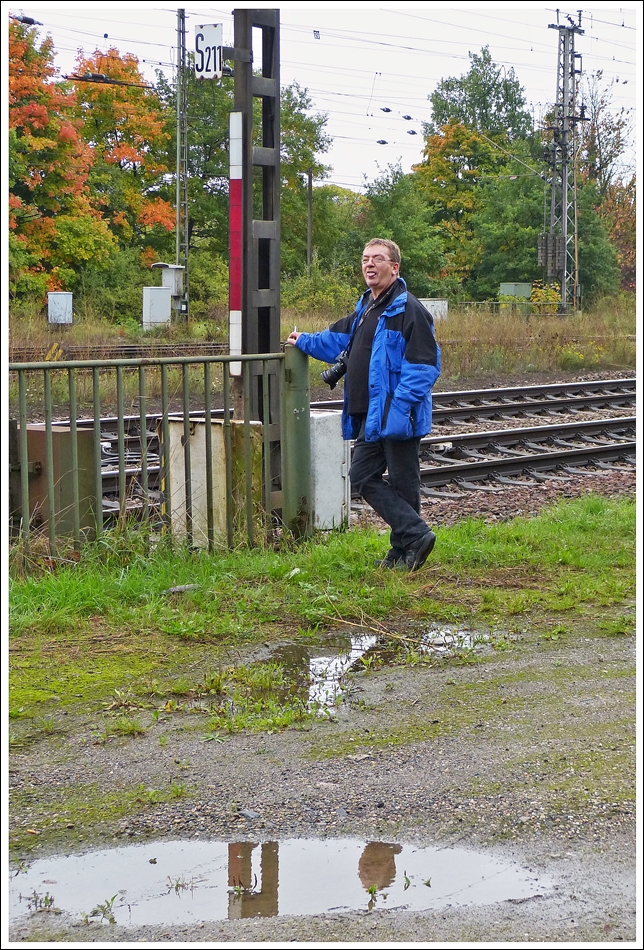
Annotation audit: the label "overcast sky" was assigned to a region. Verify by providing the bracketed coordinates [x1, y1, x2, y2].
[6, 2, 639, 190]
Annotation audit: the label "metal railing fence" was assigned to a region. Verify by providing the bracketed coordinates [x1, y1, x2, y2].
[8, 350, 310, 566]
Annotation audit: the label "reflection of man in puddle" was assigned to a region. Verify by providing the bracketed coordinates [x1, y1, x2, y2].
[358, 841, 403, 890]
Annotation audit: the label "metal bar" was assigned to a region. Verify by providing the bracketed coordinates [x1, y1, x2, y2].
[139, 365, 148, 522]
[182, 362, 193, 547]
[18, 370, 31, 557]
[160, 364, 171, 533]
[116, 365, 126, 517]
[43, 369, 57, 556]
[281, 344, 311, 537]
[203, 361, 214, 550]
[9, 353, 285, 372]
[243, 360, 254, 547]
[92, 367, 104, 538]
[223, 361, 234, 548]
[68, 368, 81, 548]
[262, 360, 272, 529]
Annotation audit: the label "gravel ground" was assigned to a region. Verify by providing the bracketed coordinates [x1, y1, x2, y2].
[8, 370, 637, 946]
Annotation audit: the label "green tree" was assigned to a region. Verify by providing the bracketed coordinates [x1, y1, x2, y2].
[310, 184, 369, 277]
[426, 46, 533, 141]
[466, 171, 547, 299]
[576, 183, 621, 301]
[362, 164, 446, 297]
[278, 82, 332, 276]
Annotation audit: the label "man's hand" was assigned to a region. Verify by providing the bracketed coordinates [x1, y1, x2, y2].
[286, 330, 301, 345]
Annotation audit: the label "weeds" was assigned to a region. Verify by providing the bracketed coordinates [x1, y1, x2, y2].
[87, 894, 118, 925]
[20, 889, 59, 913]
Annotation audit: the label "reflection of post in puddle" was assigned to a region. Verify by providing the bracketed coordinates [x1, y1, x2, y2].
[358, 841, 403, 892]
[227, 842, 279, 918]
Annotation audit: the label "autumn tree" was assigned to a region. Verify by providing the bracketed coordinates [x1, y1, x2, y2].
[70, 47, 175, 260]
[411, 121, 503, 288]
[578, 71, 633, 197]
[8, 20, 115, 298]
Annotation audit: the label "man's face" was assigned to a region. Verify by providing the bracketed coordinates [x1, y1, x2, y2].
[361, 245, 399, 298]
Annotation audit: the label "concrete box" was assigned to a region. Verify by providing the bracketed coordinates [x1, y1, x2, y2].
[166, 417, 263, 548]
[310, 410, 351, 530]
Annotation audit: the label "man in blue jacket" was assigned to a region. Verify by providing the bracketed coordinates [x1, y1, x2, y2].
[287, 239, 440, 572]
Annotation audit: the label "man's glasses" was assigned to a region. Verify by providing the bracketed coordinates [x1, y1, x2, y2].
[361, 255, 394, 264]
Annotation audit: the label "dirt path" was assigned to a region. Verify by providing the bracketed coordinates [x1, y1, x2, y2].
[8, 608, 636, 943]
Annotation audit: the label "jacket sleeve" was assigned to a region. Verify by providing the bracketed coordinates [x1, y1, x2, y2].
[295, 313, 356, 364]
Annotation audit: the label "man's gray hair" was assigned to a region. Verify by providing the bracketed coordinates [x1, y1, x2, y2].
[363, 238, 401, 264]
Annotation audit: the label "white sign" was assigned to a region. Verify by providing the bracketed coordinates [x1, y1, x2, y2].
[194, 23, 223, 79]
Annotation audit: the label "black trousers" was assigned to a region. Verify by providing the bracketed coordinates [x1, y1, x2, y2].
[349, 418, 430, 555]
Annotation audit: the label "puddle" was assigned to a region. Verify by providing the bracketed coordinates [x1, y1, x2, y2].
[272, 626, 488, 711]
[10, 837, 551, 927]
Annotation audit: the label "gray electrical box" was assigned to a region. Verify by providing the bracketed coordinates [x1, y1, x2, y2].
[48, 292, 73, 324]
[419, 298, 448, 321]
[499, 283, 532, 298]
[142, 287, 172, 328]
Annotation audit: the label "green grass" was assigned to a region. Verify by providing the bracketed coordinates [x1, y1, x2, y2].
[8, 494, 635, 727]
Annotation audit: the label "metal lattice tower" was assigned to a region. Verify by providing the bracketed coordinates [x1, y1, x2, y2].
[175, 9, 189, 312]
[539, 13, 584, 312]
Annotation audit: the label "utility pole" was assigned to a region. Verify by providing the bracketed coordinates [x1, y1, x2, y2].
[307, 168, 313, 277]
[539, 12, 585, 312]
[175, 8, 189, 316]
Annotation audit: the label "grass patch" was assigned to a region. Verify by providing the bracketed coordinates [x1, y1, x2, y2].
[9, 780, 192, 853]
[9, 494, 635, 727]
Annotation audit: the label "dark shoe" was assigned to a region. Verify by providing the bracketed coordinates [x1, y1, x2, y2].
[375, 549, 406, 569]
[405, 531, 436, 572]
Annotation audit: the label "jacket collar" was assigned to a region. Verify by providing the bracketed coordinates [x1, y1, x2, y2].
[356, 277, 407, 317]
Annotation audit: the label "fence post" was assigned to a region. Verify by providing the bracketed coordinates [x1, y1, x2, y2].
[281, 344, 312, 538]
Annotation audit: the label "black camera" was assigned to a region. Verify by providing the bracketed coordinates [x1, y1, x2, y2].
[320, 349, 349, 389]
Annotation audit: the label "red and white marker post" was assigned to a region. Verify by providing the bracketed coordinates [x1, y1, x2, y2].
[229, 111, 243, 376]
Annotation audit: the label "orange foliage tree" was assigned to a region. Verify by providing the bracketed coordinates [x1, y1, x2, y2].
[70, 48, 174, 257]
[598, 175, 636, 293]
[412, 121, 500, 284]
[8, 20, 116, 296]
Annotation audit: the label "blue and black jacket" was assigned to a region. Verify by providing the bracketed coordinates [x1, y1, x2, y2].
[295, 278, 441, 441]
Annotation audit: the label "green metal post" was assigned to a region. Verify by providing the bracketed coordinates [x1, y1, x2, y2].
[243, 360, 254, 547]
[116, 365, 126, 517]
[43, 369, 57, 556]
[92, 367, 103, 538]
[223, 362, 234, 549]
[68, 368, 81, 548]
[281, 344, 311, 538]
[138, 366, 148, 522]
[203, 361, 214, 550]
[18, 371, 31, 558]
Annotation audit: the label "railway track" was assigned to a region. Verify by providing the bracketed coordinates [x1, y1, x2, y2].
[312, 377, 636, 424]
[10, 342, 228, 362]
[417, 416, 635, 494]
[80, 380, 634, 515]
